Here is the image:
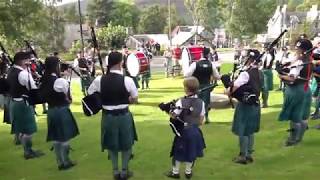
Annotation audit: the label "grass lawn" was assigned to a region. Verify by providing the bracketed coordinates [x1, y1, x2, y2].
[1, 64, 320, 180]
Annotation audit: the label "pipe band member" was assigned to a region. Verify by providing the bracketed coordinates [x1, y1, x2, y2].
[74, 51, 93, 95]
[184, 47, 220, 124]
[260, 43, 276, 108]
[166, 77, 206, 179]
[310, 42, 320, 120]
[7, 51, 44, 159]
[41, 56, 79, 170]
[278, 39, 313, 146]
[227, 49, 262, 164]
[88, 51, 138, 180]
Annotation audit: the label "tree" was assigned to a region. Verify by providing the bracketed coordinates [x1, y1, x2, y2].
[296, 0, 320, 11]
[184, 0, 223, 36]
[227, 0, 277, 39]
[109, 2, 140, 32]
[97, 23, 128, 49]
[137, 5, 168, 34]
[63, 5, 78, 23]
[163, 5, 187, 35]
[87, 0, 113, 26]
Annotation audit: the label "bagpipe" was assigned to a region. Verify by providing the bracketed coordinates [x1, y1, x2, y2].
[158, 84, 215, 137]
[0, 42, 12, 94]
[81, 27, 105, 116]
[221, 29, 288, 106]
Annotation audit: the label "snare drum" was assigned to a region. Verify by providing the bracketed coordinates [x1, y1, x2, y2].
[181, 46, 204, 73]
[127, 52, 150, 77]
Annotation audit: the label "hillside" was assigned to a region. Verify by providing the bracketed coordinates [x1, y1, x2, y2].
[58, 0, 191, 24]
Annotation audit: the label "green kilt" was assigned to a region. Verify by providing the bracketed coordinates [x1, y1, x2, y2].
[10, 100, 37, 135]
[302, 88, 312, 120]
[47, 106, 79, 142]
[232, 102, 261, 136]
[262, 69, 273, 91]
[81, 75, 93, 93]
[279, 84, 305, 122]
[101, 111, 135, 151]
[198, 84, 214, 111]
[3, 95, 11, 124]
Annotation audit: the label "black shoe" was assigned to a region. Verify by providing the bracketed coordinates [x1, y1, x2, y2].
[285, 140, 297, 147]
[246, 156, 254, 163]
[165, 171, 180, 179]
[185, 173, 192, 179]
[120, 171, 133, 180]
[232, 155, 247, 165]
[311, 113, 320, 120]
[14, 137, 21, 145]
[113, 173, 120, 180]
[24, 150, 45, 160]
[58, 161, 76, 171]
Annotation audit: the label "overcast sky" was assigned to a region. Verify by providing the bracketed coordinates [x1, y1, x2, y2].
[56, 0, 79, 6]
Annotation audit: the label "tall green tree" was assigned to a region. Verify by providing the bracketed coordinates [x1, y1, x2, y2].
[137, 5, 168, 34]
[227, 0, 277, 39]
[97, 23, 127, 49]
[87, 0, 113, 26]
[109, 2, 140, 32]
[184, 0, 223, 35]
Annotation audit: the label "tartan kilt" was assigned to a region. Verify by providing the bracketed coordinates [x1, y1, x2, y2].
[46, 106, 79, 142]
[302, 88, 312, 120]
[170, 125, 205, 162]
[262, 69, 273, 91]
[278, 84, 305, 122]
[198, 84, 213, 109]
[3, 95, 11, 124]
[10, 100, 37, 135]
[101, 111, 135, 151]
[81, 76, 93, 92]
[232, 102, 261, 136]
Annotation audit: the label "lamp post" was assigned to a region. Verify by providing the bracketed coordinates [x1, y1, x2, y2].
[78, 0, 85, 53]
[168, 0, 172, 47]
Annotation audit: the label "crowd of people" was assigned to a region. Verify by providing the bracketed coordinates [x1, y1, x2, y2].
[1, 33, 320, 180]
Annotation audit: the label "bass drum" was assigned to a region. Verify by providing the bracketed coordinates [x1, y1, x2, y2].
[181, 46, 204, 73]
[127, 52, 149, 77]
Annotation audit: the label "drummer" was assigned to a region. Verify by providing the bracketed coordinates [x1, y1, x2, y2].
[184, 47, 220, 124]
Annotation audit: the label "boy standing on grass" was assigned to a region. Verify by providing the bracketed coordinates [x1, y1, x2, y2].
[227, 49, 262, 164]
[166, 77, 206, 179]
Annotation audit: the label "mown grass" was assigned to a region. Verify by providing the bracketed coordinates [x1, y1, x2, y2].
[1, 64, 320, 180]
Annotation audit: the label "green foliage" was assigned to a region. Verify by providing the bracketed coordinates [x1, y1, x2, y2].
[87, 0, 113, 26]
[296, 0, 320, 11]
[184, 0, 223, 35]
[0, 0, 65, 55]
[137, 5, 168, 34]
[163, 5, 187, 35]
[289, 20, 313, 44]
[109, 2, 140, 32]
[97, 23, 128, 49]
[287, 0, 304, 11]
[62, 4, 79, 23]
[227, 0, 277, 39]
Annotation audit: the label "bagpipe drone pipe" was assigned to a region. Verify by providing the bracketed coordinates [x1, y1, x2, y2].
[0, 42, 13, 94]
[158, 84, 215, 137]
[81, 27, 105, 117]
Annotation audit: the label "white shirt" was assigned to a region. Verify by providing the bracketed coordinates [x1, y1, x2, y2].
[260, 53, 273, 69]
[13, 65, 37, 90]
[173, 95, 205, 116]
[289, 60, 304, 78]
[52, 74, 70, 95]
[233, 71, 250, 87]
[184, 59, 220, 78]
[88, 70, 138, 110]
